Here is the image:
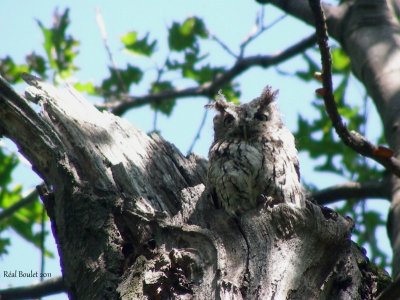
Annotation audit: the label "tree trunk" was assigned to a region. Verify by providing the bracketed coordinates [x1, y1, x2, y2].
[263, 0, 400, 279]
[0, 75, 389, 299]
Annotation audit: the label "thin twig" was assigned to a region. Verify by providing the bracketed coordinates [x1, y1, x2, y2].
[151, 59, 167, 132]
[210, 9, 287, 60]
[153, 109, 158, 132]
[40, 206, 46, 282]
[187, 99, 211, 155]
[95, 7, 127, 94]
[308, 0, 400, 177]
[240, 13, 287, 57]
[102, 34, 317, 115]
[209, 32, 238, 59]
[0, 276, 65, 299]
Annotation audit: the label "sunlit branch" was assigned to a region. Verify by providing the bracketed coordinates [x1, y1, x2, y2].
[102, 34, 317, 116]
[96, 7, 127, 94]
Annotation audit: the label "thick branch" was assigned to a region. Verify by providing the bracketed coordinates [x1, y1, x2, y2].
[0, 277, 65, 299]
[103, 34, 316, 115]
[0, 75, 64, 182]
[313, 180, 390, 205]
[259, 1, 348, 41]
[262, 0, 400, 276]
[257, 0, 316, 25]
[309, 0, 400, 177]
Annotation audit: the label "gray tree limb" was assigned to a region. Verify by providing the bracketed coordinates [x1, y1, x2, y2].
[313, 180, 390, 205]
[263, 0, 400, 277]
[0, 73, 390, 298]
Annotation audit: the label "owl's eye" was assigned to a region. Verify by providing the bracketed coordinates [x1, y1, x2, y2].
[254, 112, 268, 121]
[224, 114, 235, 125]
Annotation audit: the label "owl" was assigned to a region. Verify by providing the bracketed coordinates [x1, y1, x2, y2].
[206, 86, 305, 216]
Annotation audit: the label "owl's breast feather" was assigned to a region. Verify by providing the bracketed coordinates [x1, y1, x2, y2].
[208, 140, 265, 204]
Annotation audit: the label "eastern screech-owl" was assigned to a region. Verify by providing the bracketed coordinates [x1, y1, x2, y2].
[207, 87, 304, 216]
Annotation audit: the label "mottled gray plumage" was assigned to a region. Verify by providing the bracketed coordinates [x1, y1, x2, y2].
[207, 87, 304, 216]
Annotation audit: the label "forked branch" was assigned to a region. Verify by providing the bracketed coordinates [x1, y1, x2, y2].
[101, 34, 316, 115]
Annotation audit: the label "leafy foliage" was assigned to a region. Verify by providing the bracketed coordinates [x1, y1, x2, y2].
[168, 17, 208, 52]
[0, 147, 50, 257]
[294, 47, 388, 266]
[0, 9, 76, 260]
[0, 54, 46, 83]
[37, 8, 79, 80]
[150, 81, 176, 116]
[0, 148, 18, 255]
[101, 65, 143, 96]
[0, 6, 392, 273]
[121, 32, 157, 57]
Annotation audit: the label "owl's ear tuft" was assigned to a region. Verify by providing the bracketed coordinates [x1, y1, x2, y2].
[204, 90, 229, 113]
[259, 86, 278, 110]
[215, 90, 227, 103]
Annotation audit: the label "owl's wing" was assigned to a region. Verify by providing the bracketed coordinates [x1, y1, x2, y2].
[293, 156, 301, 181]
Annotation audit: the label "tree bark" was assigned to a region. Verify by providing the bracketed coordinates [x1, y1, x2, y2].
[262, 0, 400, 277]
[0, 75, 390, 298]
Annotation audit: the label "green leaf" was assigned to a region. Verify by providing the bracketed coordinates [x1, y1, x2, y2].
[36, 8, 79, 80]
[187, 64, 222, 83]
[26, 52, 47, 77]
[0, 56, 29, 83]
[37, 20, 56, 69]
[0, 238, 10, 256]
[168, 17, 207, 51]
[150, 81, 176, 116]
[121, 31, 138, 45]
[0, 146, 48, 256]
[121, 31, 157, 56]
[0, 148, 18, 187]
[0, 181, 52, 257]
[332, 47, 350, 73]
[101, 64, 143, 95]
[167, 49, 220, 85]
[74, 81, 96, 94]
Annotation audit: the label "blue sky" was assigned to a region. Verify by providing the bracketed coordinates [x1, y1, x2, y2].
[0, 1, 391, 299]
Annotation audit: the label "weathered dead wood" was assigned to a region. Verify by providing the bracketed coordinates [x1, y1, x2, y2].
[0, 75, 390, 299]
